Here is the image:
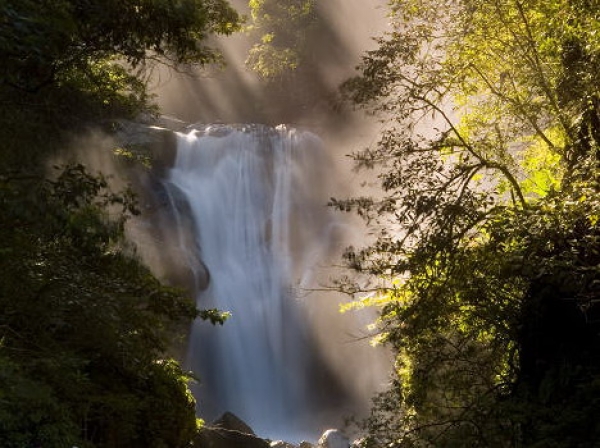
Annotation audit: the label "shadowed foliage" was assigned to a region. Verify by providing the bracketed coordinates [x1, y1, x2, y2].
[0, 0, 238, 446]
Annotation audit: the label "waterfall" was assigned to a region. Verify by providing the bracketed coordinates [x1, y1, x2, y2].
[165, 124, 346, 441]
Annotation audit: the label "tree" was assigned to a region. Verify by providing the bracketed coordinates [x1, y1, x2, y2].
[0, 0, 240, 169]
[245, 0, 316, 79]
[0, 1, 237, 445]
[0, 165, 191, 447]
[336, 0, 600, 446]
[1, 0, 239, 92]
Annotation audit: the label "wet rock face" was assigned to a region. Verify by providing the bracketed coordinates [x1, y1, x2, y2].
[113, 117, 212, 295]
[113, 119, 179, 177]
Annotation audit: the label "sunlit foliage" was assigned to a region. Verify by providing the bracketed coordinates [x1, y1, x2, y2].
[337, 0, 600, 446]
[246, 0, 316, 79]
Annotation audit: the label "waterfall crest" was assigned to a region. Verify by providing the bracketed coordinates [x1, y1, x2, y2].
[166, 124, 344, 441]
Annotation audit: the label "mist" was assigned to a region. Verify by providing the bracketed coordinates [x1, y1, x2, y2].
[153, 1, 386, 126]
[147, 0, 394, 438]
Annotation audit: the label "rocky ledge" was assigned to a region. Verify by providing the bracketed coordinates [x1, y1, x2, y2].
[195, 412, 357, 448]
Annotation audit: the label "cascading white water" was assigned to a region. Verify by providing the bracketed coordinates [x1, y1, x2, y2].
[166, 124, 344, 441]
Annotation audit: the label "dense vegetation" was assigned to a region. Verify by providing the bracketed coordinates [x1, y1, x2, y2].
[335, 0, 600, 446]
[5, 0, 600, 445]
[245, 0, 316, 79]
[0, 1, 238, 446]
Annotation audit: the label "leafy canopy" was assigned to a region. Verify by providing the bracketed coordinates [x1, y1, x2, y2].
[1, 0, 240, 92]
[0, 0, 239, 446]
[338, 0, 600, 446]
[245, 0, 316, 79]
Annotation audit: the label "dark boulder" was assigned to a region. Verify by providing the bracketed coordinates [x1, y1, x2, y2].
[195, 412, 271, 448]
